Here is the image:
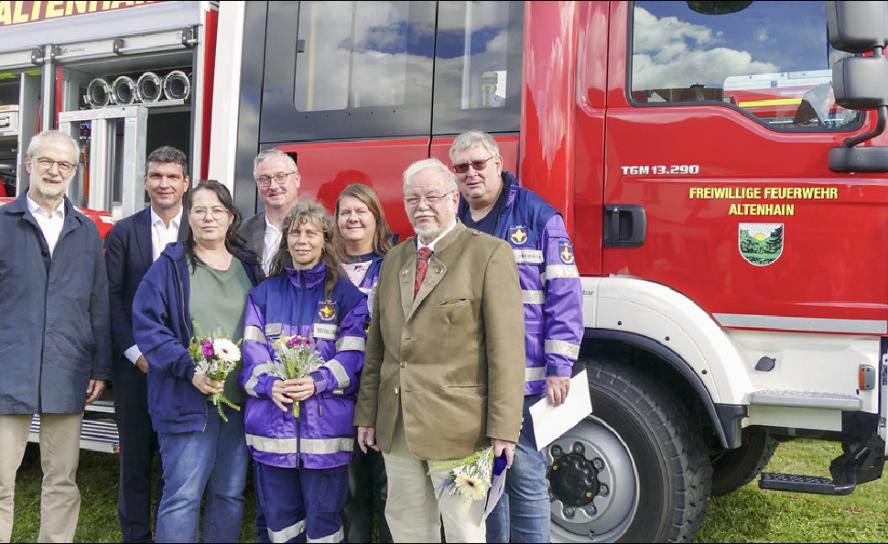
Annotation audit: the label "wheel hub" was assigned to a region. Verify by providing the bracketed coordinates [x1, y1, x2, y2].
[549, 451, 600, 507]
[547, 417, 639, 542]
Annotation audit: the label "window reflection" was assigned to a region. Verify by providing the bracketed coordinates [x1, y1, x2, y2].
[631, 1, 859, 130]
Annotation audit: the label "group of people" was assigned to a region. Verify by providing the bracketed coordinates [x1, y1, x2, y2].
[0, 128, 583, 543]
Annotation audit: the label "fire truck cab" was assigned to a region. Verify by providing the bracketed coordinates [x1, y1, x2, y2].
[210, 1, 888, 541]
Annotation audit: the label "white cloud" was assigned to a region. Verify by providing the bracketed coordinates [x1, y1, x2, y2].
[632, 6, 779, 90]
[754, 28, 769, 43]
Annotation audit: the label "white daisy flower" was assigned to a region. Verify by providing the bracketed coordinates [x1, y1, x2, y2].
[213, 338, 241, 363]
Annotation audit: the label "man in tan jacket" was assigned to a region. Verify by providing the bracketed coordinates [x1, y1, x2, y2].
[354, 158, 526, 542]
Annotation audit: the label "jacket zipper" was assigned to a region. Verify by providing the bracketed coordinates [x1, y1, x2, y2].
[173, 256, 204, 431]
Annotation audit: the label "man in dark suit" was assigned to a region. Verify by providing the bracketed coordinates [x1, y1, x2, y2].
[239, 148, 300, 276]
[105, 146, 189, 543]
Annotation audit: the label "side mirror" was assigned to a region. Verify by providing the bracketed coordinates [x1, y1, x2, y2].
[827, 0, 888, 53]
[832, 56, 888, 110]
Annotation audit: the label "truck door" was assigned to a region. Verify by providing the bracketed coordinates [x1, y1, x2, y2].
[251, 1, 523, 237]
[602, 1, 888, 338]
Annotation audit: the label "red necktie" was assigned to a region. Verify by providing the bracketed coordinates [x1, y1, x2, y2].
[415, 247, 432, 295]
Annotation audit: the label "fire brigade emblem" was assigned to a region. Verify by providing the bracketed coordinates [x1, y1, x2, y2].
[510, 226, 528, 245]
[318, 302, 337, 322]
[559, 241, 575, 265]
[738, 223, 783, 266]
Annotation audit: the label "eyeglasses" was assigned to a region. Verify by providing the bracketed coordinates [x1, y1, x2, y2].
[452, 156, 495, 174]
[404, 192, 453, 208]
[256, 172, 297, 188]
[190, 207, 229, 220]
[35, 157, 76, 175]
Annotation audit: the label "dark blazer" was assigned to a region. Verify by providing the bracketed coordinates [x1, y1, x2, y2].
[105, 207, 188, 368]
[0, 194, 111, 413]
[240, 211, 267, 276]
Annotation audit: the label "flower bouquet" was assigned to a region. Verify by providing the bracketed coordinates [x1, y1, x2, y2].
[189, 334, 242, 422]
[431, 446, 494, 501]
[270, 334, 324, 418]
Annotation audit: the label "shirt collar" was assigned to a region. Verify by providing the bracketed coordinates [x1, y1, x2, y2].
[417, 218, 457, 252]
[264, 215, 282, 234]
[150, 206, 183, 229]
[26, 194, 65, 219]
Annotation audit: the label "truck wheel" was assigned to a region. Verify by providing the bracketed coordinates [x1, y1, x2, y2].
[548, 359, 711, 543]
[709, 428, 778, 497]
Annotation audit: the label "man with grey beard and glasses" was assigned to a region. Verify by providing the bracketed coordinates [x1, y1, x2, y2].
[354, 158, 526, 542]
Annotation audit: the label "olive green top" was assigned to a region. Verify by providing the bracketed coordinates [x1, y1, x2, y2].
[188, 258, 252, 405]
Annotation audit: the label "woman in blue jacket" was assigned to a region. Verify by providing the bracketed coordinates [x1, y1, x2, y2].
[334, 183, 394, 543]
[241, 200, 369, 543]
[133, 180, 260, 543]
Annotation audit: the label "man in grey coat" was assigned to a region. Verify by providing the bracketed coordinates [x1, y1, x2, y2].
[239, 148, 300, 276]
[0, 130, 112, 543]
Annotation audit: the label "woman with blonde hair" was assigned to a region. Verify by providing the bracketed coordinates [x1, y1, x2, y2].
[334, 183, 394, 543]
[241, 200, 369, 543]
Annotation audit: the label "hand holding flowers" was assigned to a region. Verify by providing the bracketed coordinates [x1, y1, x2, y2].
[189, 334, 242, 422]
[431, 447, 495, 501]
[270, 334, 324, 418]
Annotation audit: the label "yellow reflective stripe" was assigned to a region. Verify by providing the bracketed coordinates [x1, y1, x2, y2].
[525, 366, 546, 382]
[545, 339, 580, 359]
[265, 322, 282, 337]
[737, 98, 802, 107]
[313, 323, 338, 340]
[245, 362, 278, 397]
[244, 325, 266, 344]
[246, 434, 354, 455]
[513, 249, 544, 264]
[522, 290, 545, 305]
[322, 359, 350, 389]
[335, 336, 365, 352]
[307, 527, 345, 543]
[269, 519, 306, 543]
[544, 264, 579, 280]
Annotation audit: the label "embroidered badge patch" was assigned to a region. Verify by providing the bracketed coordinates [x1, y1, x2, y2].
[559, 241, 575, 265]
[510, 226, 528, 245]
[318, 302, 337, 322]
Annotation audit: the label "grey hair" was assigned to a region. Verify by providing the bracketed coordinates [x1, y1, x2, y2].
[26, 130, 80, 164]
[402, 158, 457, 193]
[448, 130, 500, 162]
[145, 146, 188, 176]
[253, 148, 298, 179]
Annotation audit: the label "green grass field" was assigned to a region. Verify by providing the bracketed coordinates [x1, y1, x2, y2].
[10, 439, 888, 542]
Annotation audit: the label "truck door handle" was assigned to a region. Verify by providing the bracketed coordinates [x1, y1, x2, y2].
[603, 204, 646, 248]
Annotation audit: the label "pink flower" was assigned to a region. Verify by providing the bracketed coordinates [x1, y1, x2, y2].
[202, 340, 215, 358]
[287, 337, 299, 348]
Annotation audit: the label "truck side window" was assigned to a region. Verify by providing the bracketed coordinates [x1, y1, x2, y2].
[432, 1, 524, 135]
[630, 1, 860, 131]
[261, 1, 435, 141]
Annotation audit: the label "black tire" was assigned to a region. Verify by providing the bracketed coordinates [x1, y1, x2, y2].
[549, 359, 712, 543]
[710, 428, 778, 497]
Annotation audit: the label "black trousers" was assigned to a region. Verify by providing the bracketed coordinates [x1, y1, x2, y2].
[343, 445, 392, 543]
[113, 363, 162, 543]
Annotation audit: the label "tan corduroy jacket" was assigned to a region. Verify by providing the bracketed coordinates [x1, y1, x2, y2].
[354, 222, 526, 460]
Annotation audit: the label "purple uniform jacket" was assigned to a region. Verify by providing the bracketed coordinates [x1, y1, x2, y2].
[458, 172, 584, 395]
[241, 262, 369, 469]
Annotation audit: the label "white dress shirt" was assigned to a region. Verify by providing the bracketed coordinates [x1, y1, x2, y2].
[124, 207, 183, 365]
[26, 195, 65, 256]
[263, 217, 282, 275]
[150, 207, 183, 261]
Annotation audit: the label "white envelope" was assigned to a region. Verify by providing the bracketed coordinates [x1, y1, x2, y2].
[529, 370, 593, 450]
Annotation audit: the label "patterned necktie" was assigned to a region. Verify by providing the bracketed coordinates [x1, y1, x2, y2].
[415, 247, 432, 295]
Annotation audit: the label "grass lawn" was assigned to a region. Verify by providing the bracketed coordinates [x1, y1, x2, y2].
[10, 439, 888, 542]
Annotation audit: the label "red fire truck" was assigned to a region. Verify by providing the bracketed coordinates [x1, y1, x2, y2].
[3, 1, 887, 542]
